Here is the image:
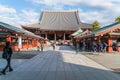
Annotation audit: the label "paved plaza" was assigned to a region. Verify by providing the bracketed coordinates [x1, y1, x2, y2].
[0, 46, 120, 80]
[83, 52, 120, 74]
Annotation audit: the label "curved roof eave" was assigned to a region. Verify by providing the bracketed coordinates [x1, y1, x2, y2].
[0, 22, 44, 39]
[80, 22, 120, 39]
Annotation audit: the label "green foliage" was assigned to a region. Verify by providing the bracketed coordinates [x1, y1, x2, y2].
[115, 16, 120, 23]
[92, 20, 101, 31]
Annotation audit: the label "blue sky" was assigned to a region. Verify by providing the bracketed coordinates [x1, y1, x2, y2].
[0, 0, 120, 28]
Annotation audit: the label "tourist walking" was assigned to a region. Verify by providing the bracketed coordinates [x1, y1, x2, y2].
[112, 42, 117, 54]
[103, 41, 108, 53]
[76, 42, 79, 52]
[37, 42, 40, 51]
[82, 42, 86, 51]
[1, 42, 13, 75]
[52, 43, 55, 50]
[79, 41, 83, 51]
[100, 42, 103, 52]
[40, 43, 44, 52]
[92, 41, 98, 52]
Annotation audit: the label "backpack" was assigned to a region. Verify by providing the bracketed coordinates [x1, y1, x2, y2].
[2, 48, 9, 59]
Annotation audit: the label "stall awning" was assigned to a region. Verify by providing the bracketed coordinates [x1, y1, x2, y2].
[71, 29, 83, 36]
[74, 29, 91, 38]
[109, 32, 120, 36]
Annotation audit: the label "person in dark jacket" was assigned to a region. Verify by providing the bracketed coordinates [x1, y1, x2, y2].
[103, 42, 108, 53]
[1, 42, 13, 75]
[112, 42, 117, 53]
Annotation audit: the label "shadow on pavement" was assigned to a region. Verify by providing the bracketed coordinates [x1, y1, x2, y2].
[59, 46, 75, 51]
[0, 50, 120, 80]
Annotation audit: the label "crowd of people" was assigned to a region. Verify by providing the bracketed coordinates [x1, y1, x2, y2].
[76, 41, 118, 53]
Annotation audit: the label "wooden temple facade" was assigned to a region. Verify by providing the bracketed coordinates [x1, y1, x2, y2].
[0, 22, 44, 51]
[75, 22, 120, 52]
[22, 10, 92, 44]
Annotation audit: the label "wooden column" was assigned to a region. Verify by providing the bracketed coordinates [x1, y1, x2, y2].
[63, 33, 66, 43]
[34, 39, 36, 46]
[35, 39, 37, 46]
[118, 44, 120, 52]
[54, 33, 56, 43]
[45, 33, 48, 39]
[32, 39, 35, 47]
[6, 35, 11, 42]
[44, 33, 48, 44]
[26, 37, 29, 49]
[107, 36, 113, 52]
[97, 35, 101, 52]
[18, 36, 22, 51]
[70, 37, 72, 42]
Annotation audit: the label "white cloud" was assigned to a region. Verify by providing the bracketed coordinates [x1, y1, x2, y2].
[0, 5, 20, 27]
[31, 0, 119, 8]
[0, 5, 39, 28]
[79, 9, 119, 26]
[80, 0, 120, 26]
[80, 10, 108, 26]
[0, 5, 16, 13]
[83, 0, 113, 7]
[31, 0, 82, 6]
[19, 9, 39, 25]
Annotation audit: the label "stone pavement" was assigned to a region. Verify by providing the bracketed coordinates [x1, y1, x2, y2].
[82, 52, 120, 74]
[0, 46, 120, 80]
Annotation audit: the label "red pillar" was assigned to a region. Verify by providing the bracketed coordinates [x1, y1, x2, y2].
[107, 37, 113, 52]
[26, 37, 29, 49]
[6, 35, 11, 42]
[117, 46, 120, 52]
[32, 39, 34, 47]
[36, 39, 38, 46]
[34, 39, 36, 47]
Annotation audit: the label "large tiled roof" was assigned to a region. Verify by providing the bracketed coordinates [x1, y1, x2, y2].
[23, 10, 91, 31]
[81, 22, 92, 28]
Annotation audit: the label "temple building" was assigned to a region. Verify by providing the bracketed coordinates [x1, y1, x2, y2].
[0, 22, 44, 51]
[22, 10, 92, 44]
[78, 22, 120, 52]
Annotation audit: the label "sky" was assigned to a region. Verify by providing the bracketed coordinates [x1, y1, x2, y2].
[0, 0, 120, 28]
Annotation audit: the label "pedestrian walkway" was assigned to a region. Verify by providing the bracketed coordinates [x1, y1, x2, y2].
[0, 46, 120, 80]
[0, 59, 28, 72]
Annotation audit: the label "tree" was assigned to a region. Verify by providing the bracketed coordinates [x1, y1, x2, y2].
[115, 16, 120, 23]
[92, 20, 101, 31]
